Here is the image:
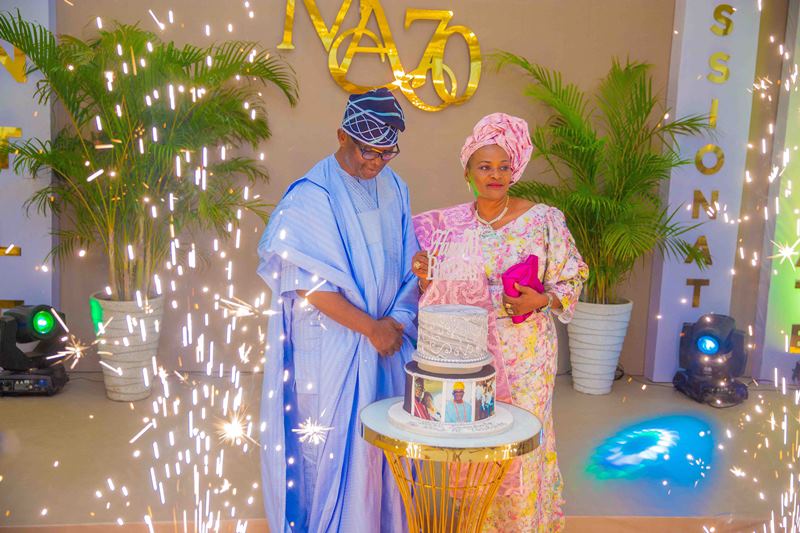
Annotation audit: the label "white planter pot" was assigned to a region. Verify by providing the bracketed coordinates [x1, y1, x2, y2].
[567, 299, 633, 395]
[91, 292, 164, 401]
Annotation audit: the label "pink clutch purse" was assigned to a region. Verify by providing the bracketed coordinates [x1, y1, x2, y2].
[501, 255, 545, 324]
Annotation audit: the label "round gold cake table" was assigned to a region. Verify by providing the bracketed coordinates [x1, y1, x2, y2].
[360, 397, 541, 533]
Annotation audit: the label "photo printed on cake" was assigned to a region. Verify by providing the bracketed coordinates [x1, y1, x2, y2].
[444, 380, 474, 423]
[475, 376, 496, 421]
[412, 376, 443, 422]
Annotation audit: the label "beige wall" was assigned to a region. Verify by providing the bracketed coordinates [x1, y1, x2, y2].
[55, 0, 676, 375]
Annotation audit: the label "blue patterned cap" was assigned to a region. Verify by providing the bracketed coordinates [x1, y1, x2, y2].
[341, 88, 405, 148]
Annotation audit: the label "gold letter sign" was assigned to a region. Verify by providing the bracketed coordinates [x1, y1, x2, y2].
[0, 44, 26, 83]
[0, 127, 22, 169]
[279, 0, 481, 112]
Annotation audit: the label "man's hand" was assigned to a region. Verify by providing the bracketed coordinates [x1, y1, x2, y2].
[299, 290, 406, 356]
[368, 317, 404, 356]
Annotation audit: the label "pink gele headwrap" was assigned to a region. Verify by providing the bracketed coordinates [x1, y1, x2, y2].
[460, 112, 534, 184]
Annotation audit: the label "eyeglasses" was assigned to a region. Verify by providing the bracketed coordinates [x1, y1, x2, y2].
[351, 137, 400, 161]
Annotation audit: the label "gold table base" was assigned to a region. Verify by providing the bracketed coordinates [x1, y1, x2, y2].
[361, 400, 541, 533]
[385, 452, 510, 533]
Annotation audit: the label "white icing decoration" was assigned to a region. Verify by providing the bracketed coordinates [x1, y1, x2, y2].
[417, 305, 491, 367]
[389, 402, 512, 437]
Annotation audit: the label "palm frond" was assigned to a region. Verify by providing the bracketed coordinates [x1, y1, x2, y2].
[497, 53, 711, 303]
[0, 13, 297, 299]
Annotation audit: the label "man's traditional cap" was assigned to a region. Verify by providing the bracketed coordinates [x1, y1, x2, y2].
[341, 88, 405, 148]
[453, 382, 465, 391]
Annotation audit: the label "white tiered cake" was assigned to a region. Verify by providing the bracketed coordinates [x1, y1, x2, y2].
[388, 304, 513, 436]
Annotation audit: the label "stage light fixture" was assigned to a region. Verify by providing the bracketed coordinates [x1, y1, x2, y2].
[696, 335, 719, 355]
[4, 305, 62, 346]
[673, 313, 748, 407]
[0, 305, 69, 395]
[32, 309, 55, 336]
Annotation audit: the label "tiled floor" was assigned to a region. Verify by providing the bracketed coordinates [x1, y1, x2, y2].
[0, 373, 784, 531]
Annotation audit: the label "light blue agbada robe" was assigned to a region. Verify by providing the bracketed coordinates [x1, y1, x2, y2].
[257, 155, 419, 533]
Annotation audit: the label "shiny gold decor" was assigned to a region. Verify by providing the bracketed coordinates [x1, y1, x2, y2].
[707, 52, 731, 84]
[361, 422, 539, 532]
[694, 143, 725, 175]
[692, 189, 719, 220]
[686, 278, 710, 308]
[386, 455, 508, 532]
[0, 245, 22, 256]
[0, 44, 26, 83]
[279, 0, 481, 112]
[361, 426, 540, 462]
[685, 236, 712, 266]
[0, 126, 22, 169]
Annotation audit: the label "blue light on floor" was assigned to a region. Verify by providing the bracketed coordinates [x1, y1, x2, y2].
[586, 415, 714, 486]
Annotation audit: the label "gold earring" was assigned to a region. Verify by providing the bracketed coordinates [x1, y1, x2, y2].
[466, 181, 471, 192]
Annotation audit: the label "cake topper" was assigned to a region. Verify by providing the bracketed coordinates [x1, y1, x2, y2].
[426, 228, 482, 281]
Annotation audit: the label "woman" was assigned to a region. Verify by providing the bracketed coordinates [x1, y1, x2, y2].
[422, 391, 441, 421]
[477, 381, 495, 421]
[412, 113, 588, 532]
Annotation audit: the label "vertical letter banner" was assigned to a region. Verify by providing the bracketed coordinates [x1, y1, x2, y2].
[646, 1, 760, 381]
[0, 0, 54, 309]
[756, 8, 800, 380]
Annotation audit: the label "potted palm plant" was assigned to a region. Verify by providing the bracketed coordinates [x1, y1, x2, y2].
[0, 12, 297, 400]
[497, 54, 708, 394]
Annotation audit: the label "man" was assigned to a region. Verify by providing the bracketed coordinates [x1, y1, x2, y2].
[476, 381, 494, 421]
[412, 379, 431, 420]
[444, 381, 472, 423]
[258, 88, 419, 533]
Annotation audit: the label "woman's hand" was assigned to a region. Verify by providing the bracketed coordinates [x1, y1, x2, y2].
[412, 251, 433, 292]
[502, 283, 550, 316]
[411, 251, 429, 280]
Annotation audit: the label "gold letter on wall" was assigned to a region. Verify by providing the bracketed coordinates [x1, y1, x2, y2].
[0, 126, 22, 169]
[692, 190, 719, 219]
[695, 144, 725, 175]
[710, 4, 735, 36]
[708, 98, 719, 129]
[278, 0, 481, 112]
[686, 278, 710, 308]
[0, 45, 26, 83]
[685, 235, 713, 265]
[790, 324, 800, 354]
[707, 52, 731, 83]
[279, 0, 354, 51]
[0, 245, 23, 309]
[0, 246, 21, 256]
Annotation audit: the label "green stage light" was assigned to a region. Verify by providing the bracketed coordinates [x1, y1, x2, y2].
[31, 310, 55, 336]
[4, 305, 62, 343]
[1, 304, 69, 394]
